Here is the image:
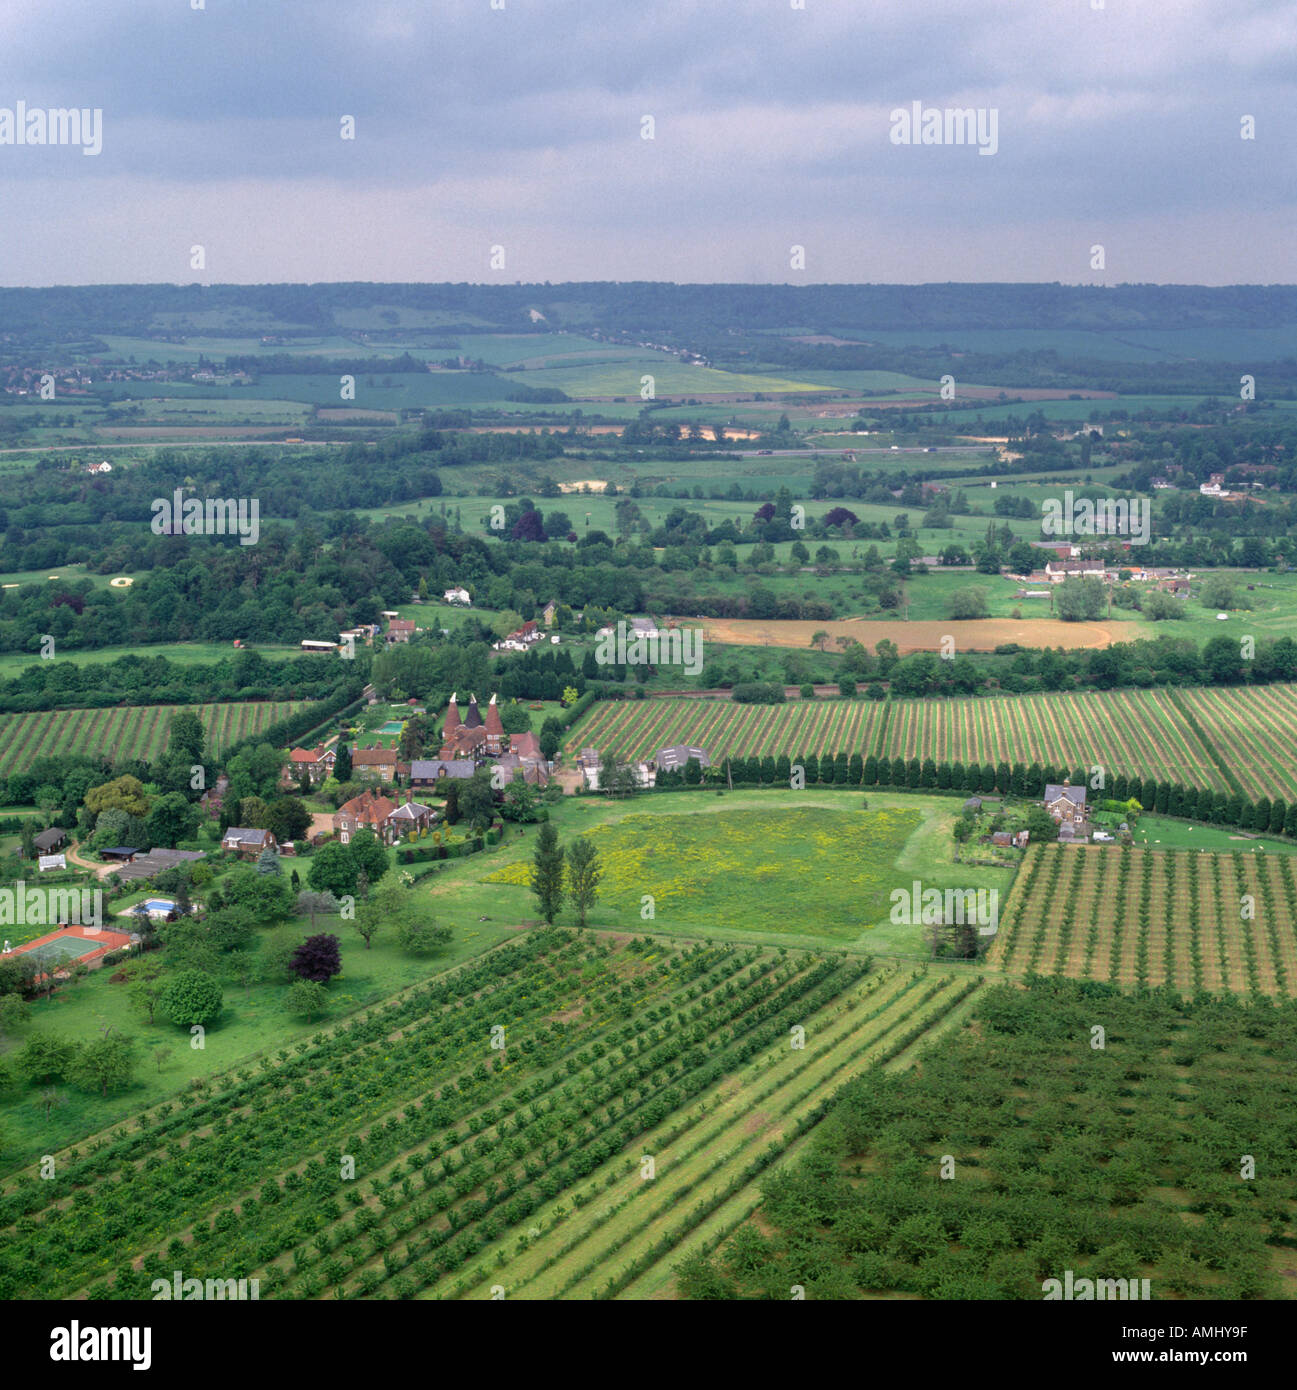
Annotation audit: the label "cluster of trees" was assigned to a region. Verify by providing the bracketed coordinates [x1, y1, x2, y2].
[0, 649, 344, 714]
[530, 823, 602, 927]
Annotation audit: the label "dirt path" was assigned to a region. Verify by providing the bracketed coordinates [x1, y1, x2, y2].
[64, 841, 116, 880]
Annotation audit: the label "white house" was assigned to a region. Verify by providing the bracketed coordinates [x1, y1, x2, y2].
[443, 587, 472, 605]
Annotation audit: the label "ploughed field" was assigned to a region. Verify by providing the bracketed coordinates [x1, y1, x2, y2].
[0, 932, 979, 1300]
[990, 843, 1297, 998]
[568, 683, 1297, 802]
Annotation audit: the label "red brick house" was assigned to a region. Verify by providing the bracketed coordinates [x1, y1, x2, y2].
[333, 790, 398, 845]
[282, 745, 336, 787]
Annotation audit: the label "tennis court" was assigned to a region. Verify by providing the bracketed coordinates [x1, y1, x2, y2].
[3, 922, 135, 975]
[19, 935, 101, 967]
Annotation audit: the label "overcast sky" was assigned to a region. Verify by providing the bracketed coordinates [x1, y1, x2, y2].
[0, 0, 1293, 286]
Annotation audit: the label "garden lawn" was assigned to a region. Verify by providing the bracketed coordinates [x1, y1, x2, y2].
[0, 913, 514, 1168]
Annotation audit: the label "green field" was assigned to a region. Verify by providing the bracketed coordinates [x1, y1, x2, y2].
[473, 792, 1008, 951]
[516, 361, 832, 399]
[0, 641, 305, 679]
[0, 700, 306, 775]
[1131, 815, 1297, 853]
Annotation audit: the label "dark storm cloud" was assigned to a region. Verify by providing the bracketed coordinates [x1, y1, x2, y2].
[0, 0, 1292, 282]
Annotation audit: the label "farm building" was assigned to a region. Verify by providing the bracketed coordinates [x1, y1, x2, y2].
[409, 759, 476, 788]
[34, 828, 68, 853]
[440, 693, 505, 759]
[386, 795, 437, 838]
[99, 847, 139, 863]
[113, 848, 208, 884]
[655, 745, 710, 773]
[221, 828, 277, 859]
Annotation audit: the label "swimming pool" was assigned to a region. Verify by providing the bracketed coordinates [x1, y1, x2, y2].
[138, 898, 177, 916]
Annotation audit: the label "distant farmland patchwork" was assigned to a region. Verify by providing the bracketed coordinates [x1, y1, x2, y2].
[0, 701, 306, 776]
[567, 684, 1297, 801]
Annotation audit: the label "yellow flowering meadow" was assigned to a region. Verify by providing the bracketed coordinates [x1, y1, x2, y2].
[482, 807, 922, 938]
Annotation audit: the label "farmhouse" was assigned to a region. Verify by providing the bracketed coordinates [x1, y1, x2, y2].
[221, 828, 277, 859]
[282, 745, 336, 787]
[386, 619, 416, 644]
[1043, 782, 1087, 825]
[443, 586, 472, 605]
[542, 599, 559, 626]
[1044, 559, 1110, 583]
[351, 747, 402, 783]
[493, 620, 542, 653]
[333, 790, 398, 846]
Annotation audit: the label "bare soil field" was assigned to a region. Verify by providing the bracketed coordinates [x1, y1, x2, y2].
[315, 408, 399, 422]
[689, 615, 1125, 653]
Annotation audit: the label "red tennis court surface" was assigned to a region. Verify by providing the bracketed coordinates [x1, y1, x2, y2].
[3, 922, 134, 976]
